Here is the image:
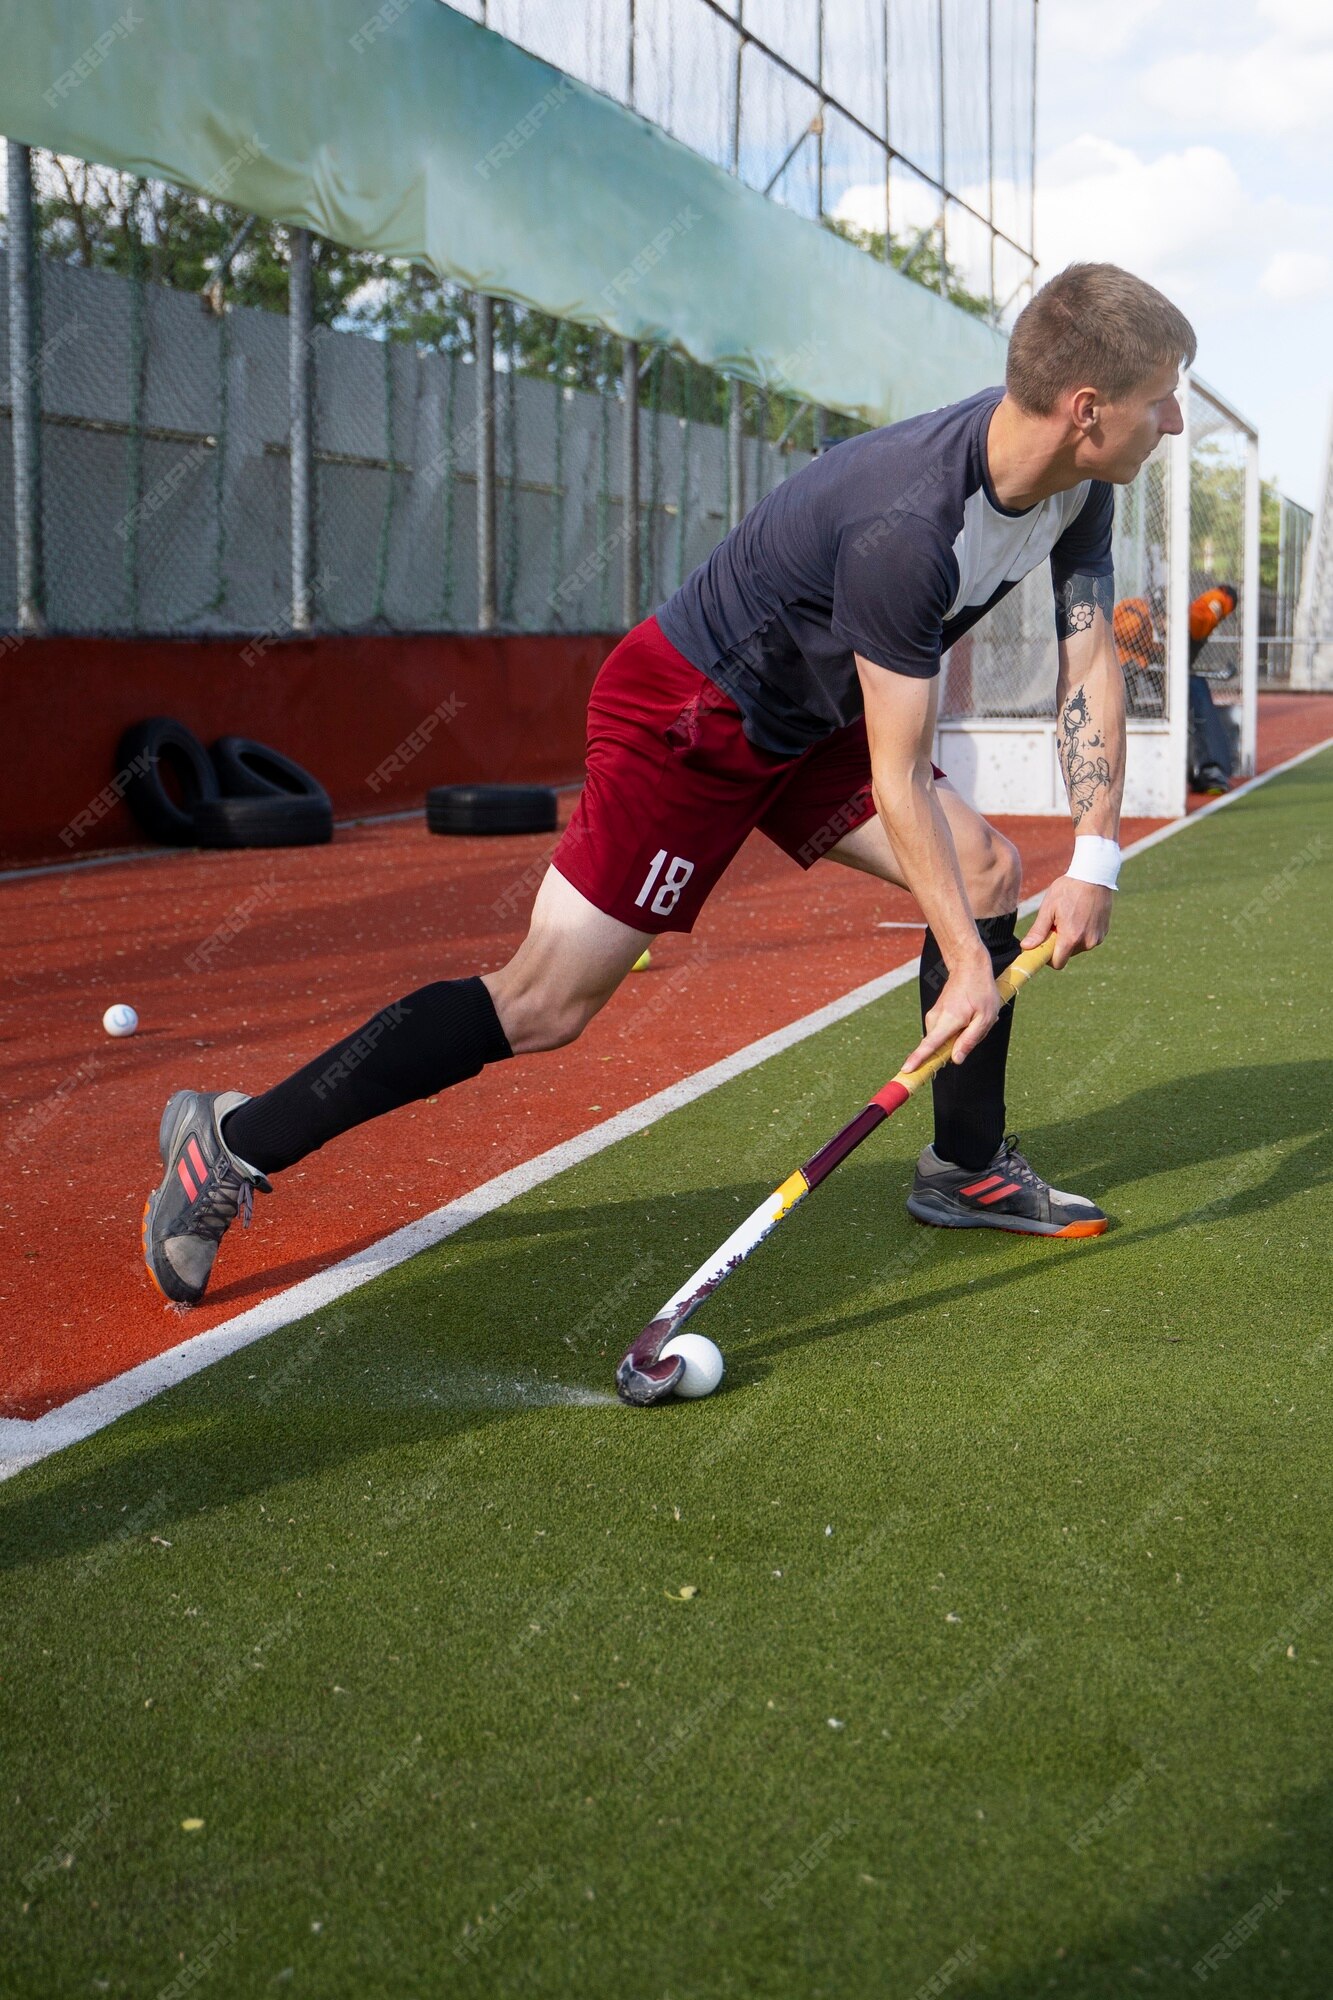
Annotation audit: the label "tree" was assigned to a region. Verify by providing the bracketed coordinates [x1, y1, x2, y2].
[18, 150, 1003, 454]
[27, 154, 389, 324]
[822, 215, 994, 323]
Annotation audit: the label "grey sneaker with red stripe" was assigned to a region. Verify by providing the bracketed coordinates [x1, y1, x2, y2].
[141, 1089, 271, 1305]
[906, 1135, 1107, 1238]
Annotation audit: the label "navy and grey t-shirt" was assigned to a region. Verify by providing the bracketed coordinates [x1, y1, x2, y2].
[656, 385, 1114, 757]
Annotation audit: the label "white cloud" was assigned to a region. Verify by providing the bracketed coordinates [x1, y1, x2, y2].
[1040, 0, 1168, 59]
[1258, 0, 1333, 44]
[1035, 136, 1248, 297]
[1142, 29, 1333, 134]
[1033, 134, 1333, 313]
[1259, 248, 1333, 303]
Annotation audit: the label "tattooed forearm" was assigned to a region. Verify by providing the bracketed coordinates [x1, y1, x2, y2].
[1059, 684, 1112, 829]
[1054, 570, 1115, 642]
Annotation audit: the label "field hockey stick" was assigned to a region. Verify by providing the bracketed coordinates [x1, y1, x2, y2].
[615, 933, 1056, 1404]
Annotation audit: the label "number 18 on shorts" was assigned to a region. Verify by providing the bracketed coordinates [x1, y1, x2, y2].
[634, 850, 697, 920]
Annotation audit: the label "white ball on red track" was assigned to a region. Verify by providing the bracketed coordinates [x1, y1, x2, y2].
[660, 1331, 725, 1399]
[102, 1002, 139, 1038]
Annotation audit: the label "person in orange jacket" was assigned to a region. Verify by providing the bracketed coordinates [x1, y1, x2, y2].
[1187, 582, 1238, 792]
[1112, 594, 1164, 714]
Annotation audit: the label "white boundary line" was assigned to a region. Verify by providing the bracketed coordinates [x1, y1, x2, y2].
[2, 731, 1329, 1482]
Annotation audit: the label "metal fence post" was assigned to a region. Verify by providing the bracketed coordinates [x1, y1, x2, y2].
[1241, 425, 1260, 775]
[7, 140, 43, 632]
[623, 339, 640, 627]
[475, 292, 497, 631]
[1166, 376, 1192, 819]
[727, 380, 744, 531]
[288, 226, 314, 632]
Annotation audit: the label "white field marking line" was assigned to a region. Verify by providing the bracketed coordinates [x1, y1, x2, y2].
[2, 732, 1329, 1481]
[0, 961, 923, 1480]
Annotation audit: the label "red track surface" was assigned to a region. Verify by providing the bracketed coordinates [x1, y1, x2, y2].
[4, 692, 1328, 1418]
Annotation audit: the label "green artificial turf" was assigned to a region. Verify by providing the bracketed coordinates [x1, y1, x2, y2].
[3, 751, 1332, 1998]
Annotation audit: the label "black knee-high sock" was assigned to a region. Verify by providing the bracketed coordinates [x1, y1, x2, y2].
[220, 977, 512, 1175]
[919, 912, 1021, 1171]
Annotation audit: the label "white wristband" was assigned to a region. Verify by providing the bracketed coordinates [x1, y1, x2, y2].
[1067, 834, 1121, 891]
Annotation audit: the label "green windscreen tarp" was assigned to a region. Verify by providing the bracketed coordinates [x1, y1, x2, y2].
[4, 0, 1009, 423]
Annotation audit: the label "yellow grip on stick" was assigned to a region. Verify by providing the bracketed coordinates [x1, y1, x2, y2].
[892, 932, 1056, 1098]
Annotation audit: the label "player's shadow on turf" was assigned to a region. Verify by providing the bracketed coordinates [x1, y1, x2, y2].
[733, 1059, 1333, 1360]
[965, 1771, 1332, 1994]
[6, 1061, 1324, 1567]
[0, 1395, 515, 1573]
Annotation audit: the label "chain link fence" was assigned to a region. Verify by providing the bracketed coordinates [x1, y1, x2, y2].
[0, 235, 828, 634]
[453, 0, 1039, 323]
[1260, 487, 1312, 686]
[940, 439, 1173, 722]
[1187, 382, 1247, 705]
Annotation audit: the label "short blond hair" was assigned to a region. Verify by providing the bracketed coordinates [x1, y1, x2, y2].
[1006, 263, 1197, 414]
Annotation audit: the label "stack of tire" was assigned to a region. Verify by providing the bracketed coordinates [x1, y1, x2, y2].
[117, 718, 333, 849]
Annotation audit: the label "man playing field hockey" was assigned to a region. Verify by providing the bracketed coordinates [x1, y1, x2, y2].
[142, 263, 1195, 1310]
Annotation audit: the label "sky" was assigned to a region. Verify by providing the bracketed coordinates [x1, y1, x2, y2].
[1035, 0, 1331, 509]
[833, 0, 1331, 509]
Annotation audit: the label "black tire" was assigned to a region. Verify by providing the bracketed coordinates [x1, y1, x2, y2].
[116, 717, 220, 846]
[210, 735, 331, 808]
[425, 784, 558, 836]
[192, 794, 334, 849]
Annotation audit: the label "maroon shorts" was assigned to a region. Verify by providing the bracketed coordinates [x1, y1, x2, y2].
[553, 616, 941, 934]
